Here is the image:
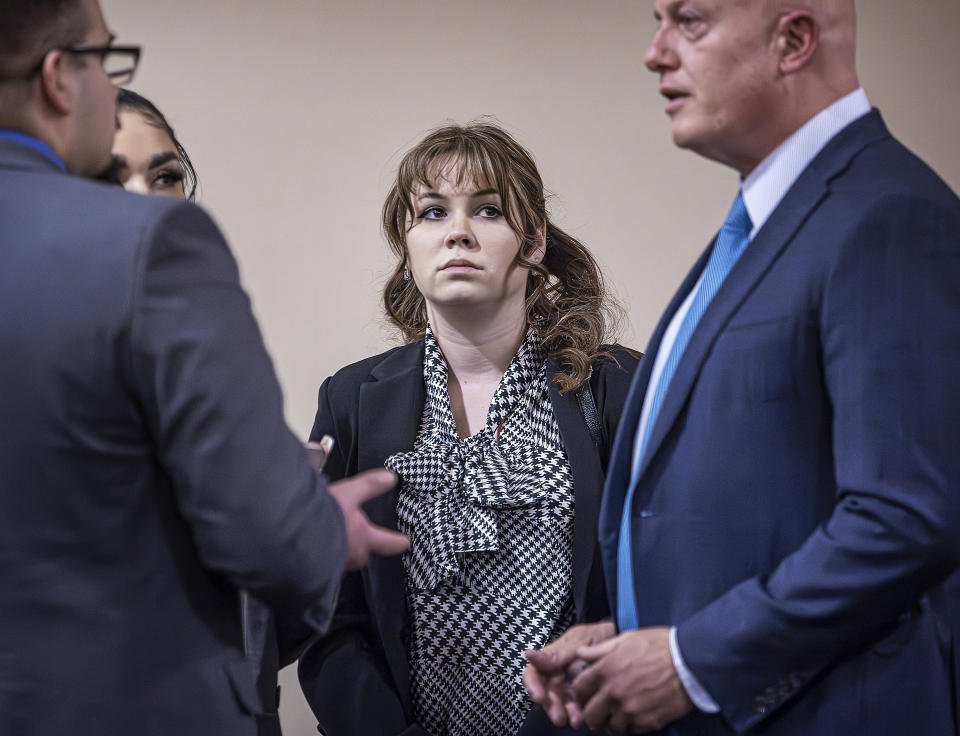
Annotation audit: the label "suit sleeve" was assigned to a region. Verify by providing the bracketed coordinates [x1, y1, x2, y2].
[299, 376, 423, 736]
[127, 202, 347, 649]
[676, 193, 960, 731]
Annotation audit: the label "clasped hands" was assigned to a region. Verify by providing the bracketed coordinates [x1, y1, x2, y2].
[522, 622, 693, 734]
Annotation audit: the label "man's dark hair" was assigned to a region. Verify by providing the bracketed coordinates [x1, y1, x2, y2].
[0, 0, 89, 79]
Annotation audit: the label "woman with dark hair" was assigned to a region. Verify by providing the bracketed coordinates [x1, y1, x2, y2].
[298, 122, 640, 736]
[111, 88, 197, 199]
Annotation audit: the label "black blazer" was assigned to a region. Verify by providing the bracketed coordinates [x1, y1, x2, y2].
[298, 340, 639, 736]
[0, 138, 347, 736]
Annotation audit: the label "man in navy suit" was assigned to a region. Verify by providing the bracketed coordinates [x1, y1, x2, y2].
[0, 1, 405, 734]
[524, 1, 960, 734]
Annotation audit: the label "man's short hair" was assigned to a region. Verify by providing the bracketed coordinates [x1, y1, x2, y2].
[0, 0, 90, 80]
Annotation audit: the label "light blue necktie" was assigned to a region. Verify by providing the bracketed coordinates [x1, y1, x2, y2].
[616, 192, 752, 631]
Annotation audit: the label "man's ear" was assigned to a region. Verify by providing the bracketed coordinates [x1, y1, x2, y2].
[37, 50, 75, 115]
[777, 11, 819, 74]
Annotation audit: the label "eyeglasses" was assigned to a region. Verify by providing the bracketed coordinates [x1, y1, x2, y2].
[22, 44, 141, 86]
[65, 44, 141, 85]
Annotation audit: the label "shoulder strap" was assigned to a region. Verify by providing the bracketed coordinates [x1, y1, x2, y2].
[576, 379, 603, 450]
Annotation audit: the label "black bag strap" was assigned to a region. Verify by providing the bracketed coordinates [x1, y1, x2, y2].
[576, 379, 603, 451]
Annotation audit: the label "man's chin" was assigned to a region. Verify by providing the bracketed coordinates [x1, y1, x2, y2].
[669, 121, 699, 151]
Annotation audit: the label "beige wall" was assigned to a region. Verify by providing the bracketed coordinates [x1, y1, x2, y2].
[98, 1, 960, 732]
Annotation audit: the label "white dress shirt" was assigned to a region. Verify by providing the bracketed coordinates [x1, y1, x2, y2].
[631, 88, 874, 712]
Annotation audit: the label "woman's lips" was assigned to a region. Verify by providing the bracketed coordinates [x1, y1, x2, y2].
[441, 259, 479, 272]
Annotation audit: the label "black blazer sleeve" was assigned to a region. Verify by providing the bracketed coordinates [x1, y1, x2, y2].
[299, 374, 425, 736]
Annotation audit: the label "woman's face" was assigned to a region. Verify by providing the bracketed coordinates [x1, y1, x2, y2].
[405, 170, 540, 318]
[111, 110, 186, 198]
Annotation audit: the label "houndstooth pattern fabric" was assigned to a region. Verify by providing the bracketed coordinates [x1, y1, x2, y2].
[385, 327, 576, 736]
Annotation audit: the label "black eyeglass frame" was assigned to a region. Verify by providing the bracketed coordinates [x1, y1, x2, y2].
[25, 44, 141, 84]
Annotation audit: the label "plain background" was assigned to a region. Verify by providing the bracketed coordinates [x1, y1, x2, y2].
[99, 1, 960, 732]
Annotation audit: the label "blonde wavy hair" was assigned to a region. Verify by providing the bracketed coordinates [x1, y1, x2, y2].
[382, 122, 624, 393]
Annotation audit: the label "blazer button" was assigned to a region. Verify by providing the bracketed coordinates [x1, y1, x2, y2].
[639, 509, 655, 518]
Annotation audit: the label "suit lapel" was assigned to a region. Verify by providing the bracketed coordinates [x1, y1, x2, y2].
[634, 111, 890, 483]
[357, 342, 425, 527]
[599, 249, 708, 539]
[356, 341, 425, 708]
[597, 252, 708, 603]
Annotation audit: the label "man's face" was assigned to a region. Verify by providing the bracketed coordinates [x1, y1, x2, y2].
[644, 0, 782, 173]
[69, 0, 118, 177]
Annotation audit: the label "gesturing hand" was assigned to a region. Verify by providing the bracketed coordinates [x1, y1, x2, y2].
[523, 620, 616, 727]
[327, 468, 409, 571]
[569, 626, 693, 734]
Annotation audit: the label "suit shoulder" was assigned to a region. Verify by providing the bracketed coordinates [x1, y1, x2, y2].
[44, 175, 225, 259]
[848, 132, 960, 211]
[594, 344, 642, 381]
[324, 341, 423, 395]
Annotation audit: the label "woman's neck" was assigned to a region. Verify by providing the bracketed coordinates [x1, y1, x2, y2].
[427, 302, 527, 383]
[427, 302, 528, 438]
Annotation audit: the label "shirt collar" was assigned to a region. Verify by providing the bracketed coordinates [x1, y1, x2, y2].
[0, 129, 67, 171]
[741, 88, 871, 238]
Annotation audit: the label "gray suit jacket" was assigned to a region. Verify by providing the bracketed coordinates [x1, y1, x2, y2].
[0, 137, 346, 735]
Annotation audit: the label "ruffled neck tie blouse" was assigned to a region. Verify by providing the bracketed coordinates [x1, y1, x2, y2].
[386, 327, 576, 736]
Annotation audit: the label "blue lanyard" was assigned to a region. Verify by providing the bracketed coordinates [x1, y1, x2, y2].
[0, 130, 66, 171]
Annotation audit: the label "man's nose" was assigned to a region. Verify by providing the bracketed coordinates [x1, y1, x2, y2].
[644, 27, 677, 73]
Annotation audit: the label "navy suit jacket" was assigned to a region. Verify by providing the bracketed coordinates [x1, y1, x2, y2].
[297, 341, 638, 736]
[0, 139, 347, 735]
[599, 111, 960, 735]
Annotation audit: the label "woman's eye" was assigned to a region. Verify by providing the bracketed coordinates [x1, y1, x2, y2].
[420, 206, 446, 220]
[153, 169, 184, 189]
[477, 205, 502, 218]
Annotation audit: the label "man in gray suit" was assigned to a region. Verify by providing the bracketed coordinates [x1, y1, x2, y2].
[0, 1, 406, 734]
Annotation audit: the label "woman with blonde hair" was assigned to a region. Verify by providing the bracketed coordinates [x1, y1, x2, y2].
[298, 121, 639, 736]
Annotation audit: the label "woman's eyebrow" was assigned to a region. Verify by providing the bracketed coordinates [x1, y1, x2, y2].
[148, 151, 178, 169]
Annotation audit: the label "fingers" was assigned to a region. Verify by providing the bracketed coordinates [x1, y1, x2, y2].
[526, 622, 598, 673]
[330, 468, 397, 504]
[545, 686, 571, 727]
[565, 698, 585, 730]
[524, 659, 580, 728]
[580, 684, 614, 733]
[570, 659, 605, 705]
[585, 619, 617, 645]
[522, 664, 543, 702]
[364, 523, 409, 556]
[577, 635, 618, 662]
[525, 647, 566, 674]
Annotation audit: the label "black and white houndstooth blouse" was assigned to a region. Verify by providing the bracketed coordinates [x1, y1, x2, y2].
[385, 327, 576, 736]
